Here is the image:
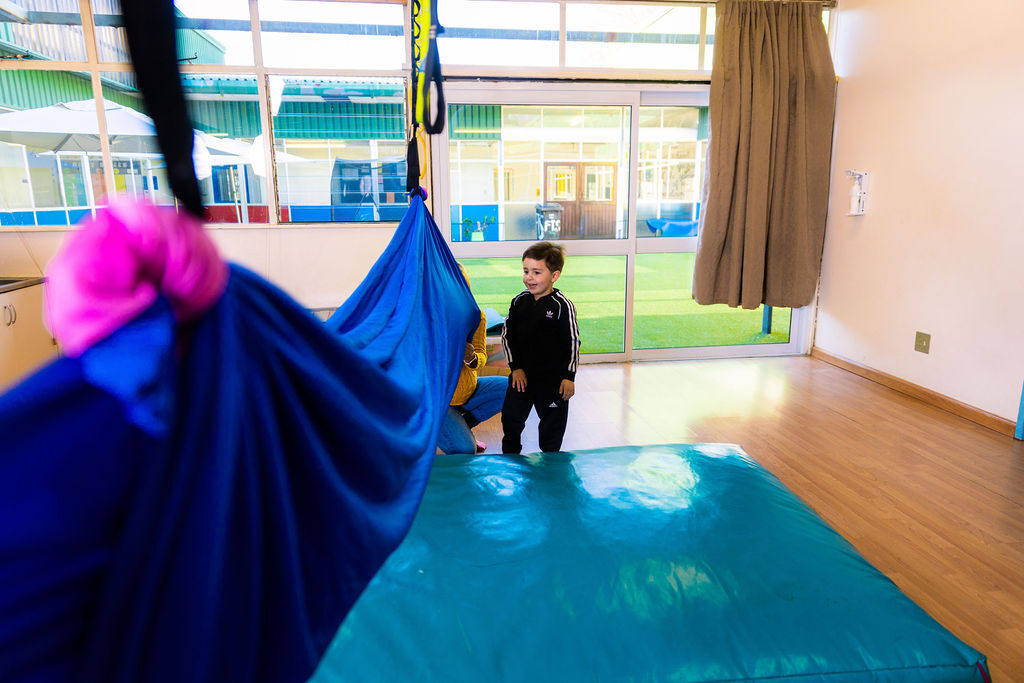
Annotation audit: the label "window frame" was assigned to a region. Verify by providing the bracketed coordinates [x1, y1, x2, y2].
[1, 1, 820, 361]
[0, 0, 411, 229]
[439, 0, 716, 81]
[434, 81, 813, 364]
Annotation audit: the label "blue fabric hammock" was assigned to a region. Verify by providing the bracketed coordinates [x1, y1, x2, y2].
[0, 195, 478, 682]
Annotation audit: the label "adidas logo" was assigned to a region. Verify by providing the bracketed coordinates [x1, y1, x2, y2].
[549, 402, 557, 408]
[545, 310, 554, 318]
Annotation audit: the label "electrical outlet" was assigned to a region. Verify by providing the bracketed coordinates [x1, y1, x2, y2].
[914, 332, 931, 354]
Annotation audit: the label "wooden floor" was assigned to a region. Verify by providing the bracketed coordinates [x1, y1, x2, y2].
[472, 356, 1024, 680]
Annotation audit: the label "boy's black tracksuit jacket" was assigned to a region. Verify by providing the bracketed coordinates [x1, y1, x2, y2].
[501, 288, 581, 393]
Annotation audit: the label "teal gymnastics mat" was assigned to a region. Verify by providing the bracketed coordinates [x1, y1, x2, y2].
[312, 444, 989, 682]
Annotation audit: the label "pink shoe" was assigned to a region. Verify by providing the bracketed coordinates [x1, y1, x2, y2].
[475, 441, 487, 453]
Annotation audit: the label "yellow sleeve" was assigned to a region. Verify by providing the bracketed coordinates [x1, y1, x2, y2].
[450, 311, 488, 406]
[472, 310, 487, 369]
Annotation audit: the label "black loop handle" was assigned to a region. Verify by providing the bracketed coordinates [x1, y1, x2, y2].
[421, 26, 445, 135]
[120, 0, 203, 218]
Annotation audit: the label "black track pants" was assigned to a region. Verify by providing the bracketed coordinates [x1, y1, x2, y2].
[501, 381, 569, 454]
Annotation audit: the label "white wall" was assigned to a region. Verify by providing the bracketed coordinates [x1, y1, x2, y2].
[0, 225, 395, 312]
[816, 0, 1024, 421]
[208, 225, 396, 309]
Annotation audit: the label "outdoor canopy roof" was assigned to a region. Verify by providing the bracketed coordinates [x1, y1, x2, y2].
[0, 98, 282, 178]
[0, 99, 157, 153]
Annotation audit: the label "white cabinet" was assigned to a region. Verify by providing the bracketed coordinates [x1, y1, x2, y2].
[1, 278, 59, 391]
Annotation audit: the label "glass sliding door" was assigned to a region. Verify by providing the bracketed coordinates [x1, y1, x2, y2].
[631, 104, 793, 350]
[458, 255, 626, 355]
[436, 83, 809, 364]
[632, 253, 791, 349]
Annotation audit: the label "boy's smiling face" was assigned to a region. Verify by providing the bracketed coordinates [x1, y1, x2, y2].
[522, 257, 560, 299]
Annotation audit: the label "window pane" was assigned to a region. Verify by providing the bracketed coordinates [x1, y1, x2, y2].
[92, 0, 129, 63]
[460, 140, 499, 161]
[99, 76, 174, 210]
[458, 255, 626, 355]
[1, 1, 87, 62]
[449, 104, 630, 242]
[637, 106, 707, 239]
[584, 165, 614, 201]
[583, 108, 622, 129]
[504, 140, 540, 160]
[665, 162, 696, 201]
[502, 107, 542, 129]
[582, 142, 618, 160]
[504, 162, 541, 202]
[704, 7, 716, 71]
[439, 0, 559, 68]
[273, 77, 407, 223]
[543, 107, 581, 129]
[544, 142, 579, 160]
[92, 1, 253, 66]
[459, 162, 497, 202]
[173, 0, 254, 65]
[566, 4, 702, 71]
[0, 142, 33, 223]
[638, 143, 659, 202]
[78, 73, 272, 224]
[258, 1, 404, 70]
[632, 253, 791, 349]
[663, 108, 699, 130]
[0, 73, 111, 227]
[665, 141, 696, 159]
[546, 166, 575, 201]
[183, 74, 269, 223]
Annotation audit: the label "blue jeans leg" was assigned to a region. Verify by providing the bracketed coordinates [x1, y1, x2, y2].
[437, 406, 476, 454]
[460, 376, 508, 426]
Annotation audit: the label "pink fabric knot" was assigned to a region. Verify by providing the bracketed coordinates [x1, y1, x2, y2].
[45, 200, 228, 357]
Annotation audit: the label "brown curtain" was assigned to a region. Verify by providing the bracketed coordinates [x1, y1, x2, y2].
[693, 0, 836, 309]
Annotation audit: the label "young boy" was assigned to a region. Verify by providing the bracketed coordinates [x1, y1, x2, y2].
[500, 242, 581, 453]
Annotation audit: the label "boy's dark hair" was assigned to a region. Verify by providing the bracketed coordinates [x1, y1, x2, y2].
[522, 241, 566, 273]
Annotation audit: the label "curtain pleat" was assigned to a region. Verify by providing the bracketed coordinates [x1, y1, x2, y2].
[693, 0, 836, 309]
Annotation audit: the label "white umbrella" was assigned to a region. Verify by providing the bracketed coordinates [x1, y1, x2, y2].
[0, 99, 160, 154]
[0, 100, 284, 182]
[0, 99, 307, 186]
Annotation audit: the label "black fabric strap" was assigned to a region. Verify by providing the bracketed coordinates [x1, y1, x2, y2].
[120, 0, 203, 218]
[406, 128, 421, 195]
[406, 0, 445, 193]
[406, 0, 421, 193]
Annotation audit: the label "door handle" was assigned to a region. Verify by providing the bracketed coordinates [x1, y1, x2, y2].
[3, 304, 11, 326]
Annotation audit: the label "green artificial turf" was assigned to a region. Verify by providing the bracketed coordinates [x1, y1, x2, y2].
[459, 253, 790, 355]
